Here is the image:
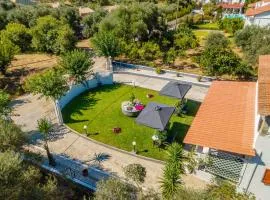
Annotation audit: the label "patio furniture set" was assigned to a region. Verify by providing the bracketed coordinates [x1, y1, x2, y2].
[121, 81, 192, 140]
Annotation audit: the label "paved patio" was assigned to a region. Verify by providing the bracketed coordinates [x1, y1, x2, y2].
[12, 74, 209, 191]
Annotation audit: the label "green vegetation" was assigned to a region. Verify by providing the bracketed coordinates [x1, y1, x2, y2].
[235, 25, 270, 64]
[37, 118, 56, 166]
[161, 143, 185, 199]
[195, 22, 219, 30]
[31, 16, 76, 54]
[0, 35, 19, 75]
[24, 68, 69, 100]
[123, 163, 146, 186]
[218, 18, 244, 35]
[0, 90, 11, 117]
[61, 49, 94, 84]
[199, 31, 254, 79]
[62, 84, 199, 160]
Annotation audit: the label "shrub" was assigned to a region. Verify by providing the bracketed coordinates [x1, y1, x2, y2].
[155, 67, 164, 74]
[205, 32, 229, 49]
[218, 18, 244, 34]
[2, 23, 32, 52]
[235, 25, 270, 64]
[123, 163, 146, 186]
[174, 26, 199, 50]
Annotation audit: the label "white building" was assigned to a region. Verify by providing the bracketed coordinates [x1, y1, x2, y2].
[184, 55, 270, 199]
[245, 0, 270, 26]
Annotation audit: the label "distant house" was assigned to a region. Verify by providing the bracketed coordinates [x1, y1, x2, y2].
[245, 0, 270, 26]
[184, 55, 270, 199]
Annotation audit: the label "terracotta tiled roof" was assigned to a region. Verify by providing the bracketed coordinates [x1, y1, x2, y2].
[258, 55, 270, 115]
[184, 81, 256, 156]
[246, 4, 270, 16]
[219, 3, 244, 9]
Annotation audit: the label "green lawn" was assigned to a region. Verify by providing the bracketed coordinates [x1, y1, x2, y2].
[195, 22, 219, 30]
[193, 29, 211, 46]
[62, 84, 200, 161]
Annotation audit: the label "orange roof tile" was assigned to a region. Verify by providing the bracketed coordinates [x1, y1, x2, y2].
[246, 4, 270, 16]
[184, 81, 256, 156]
[258, 55, 270, 115]
[219, 3, 244, 9]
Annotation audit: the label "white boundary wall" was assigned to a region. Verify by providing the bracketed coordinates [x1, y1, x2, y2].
[55, 72, 113, 123]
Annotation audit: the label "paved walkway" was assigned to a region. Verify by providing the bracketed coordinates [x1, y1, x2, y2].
[12, 74, 209, 191]
[113, 63, 212, 88]
[114, 74, 208, 102]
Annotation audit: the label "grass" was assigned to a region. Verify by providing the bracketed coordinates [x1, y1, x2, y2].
[62, 84, 200, 161]
[195, 22, 219, 30]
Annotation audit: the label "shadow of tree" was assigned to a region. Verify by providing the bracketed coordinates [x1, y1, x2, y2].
[62, 84, 122, 124]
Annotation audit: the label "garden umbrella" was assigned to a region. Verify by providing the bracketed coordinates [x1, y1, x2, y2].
[159, 81, 192, 99]
[136, 102, 175, 131]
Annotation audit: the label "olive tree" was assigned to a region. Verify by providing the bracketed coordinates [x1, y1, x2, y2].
[24, 68, 68, 101]
[2, 23, 32, 52]
[94, 177, 137, 200]
[0, 36, 19, 75]
[0, 90, 11, 118]
[0, 119, 26, 152]
[60, 49, 94, 84]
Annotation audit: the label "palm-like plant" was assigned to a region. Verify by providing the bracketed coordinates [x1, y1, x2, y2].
[37, 118, 56, 166]
[160, 143, 185, 199]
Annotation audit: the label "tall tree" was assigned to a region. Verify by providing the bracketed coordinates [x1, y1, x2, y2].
[24, 68, 68, 100]
[94, 177, 138, 200]
[31, 15, 76, 54]
[91, 31, 122, 60]
[61, 49, 94, 84]
[37, 118, 56, 166]
[0, 119, 26, 152]
[0, 150, 64, 200]
[0, 35, 19, 75]
[2, 22, 32, 52]
[0, 90, 11, 118]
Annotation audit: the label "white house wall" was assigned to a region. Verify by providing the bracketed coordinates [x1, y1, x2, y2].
[245, 11, 270, 27]
[238, 135, 270, 199]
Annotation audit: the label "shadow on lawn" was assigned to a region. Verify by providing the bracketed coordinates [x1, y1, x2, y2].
[184, 99, 201, 117]
[62, 84, 122, 124]
[167, 122, 190, 143]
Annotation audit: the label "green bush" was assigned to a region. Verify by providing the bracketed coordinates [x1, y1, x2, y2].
[205, 32, 229, 49]
[218, 18, 244, 34]
[155, 67, 164, 74]
[235, 25, 270, 64]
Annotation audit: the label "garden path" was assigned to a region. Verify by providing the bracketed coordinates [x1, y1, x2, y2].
[11, 75, 209, 191]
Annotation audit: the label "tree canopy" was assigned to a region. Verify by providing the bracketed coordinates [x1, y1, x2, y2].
[31, 16, 76, 54]
[61, 49, 94, 84]
[24, 68, 68, 100]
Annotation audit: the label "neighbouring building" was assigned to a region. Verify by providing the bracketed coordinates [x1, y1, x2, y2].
[245, 0, 270, 26]
[184, 55, 270, 199]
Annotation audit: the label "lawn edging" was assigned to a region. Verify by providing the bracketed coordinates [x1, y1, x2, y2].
[63, 124, 166, 165]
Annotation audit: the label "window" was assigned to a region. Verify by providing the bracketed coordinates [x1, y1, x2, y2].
[262, 169, 270, 185]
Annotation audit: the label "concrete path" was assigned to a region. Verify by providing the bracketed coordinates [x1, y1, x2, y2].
[113, 63, 212, 88]
[12, 75, 209, 191]
[114, 74, 208, 102]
